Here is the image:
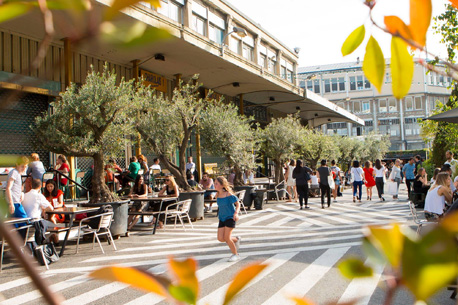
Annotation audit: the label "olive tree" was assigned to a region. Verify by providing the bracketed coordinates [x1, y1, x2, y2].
[200, 101, 258, 186]
[34, 65, 137, 203]
[360, 133, 391, 162]
[135, 77, 210, 190]
[259, 115, 303, 184]
[299, 130, 339, 170]
[337, 136, 364, 171]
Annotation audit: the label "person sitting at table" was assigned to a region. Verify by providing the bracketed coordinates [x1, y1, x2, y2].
[54, 155, 70, 187]
[158, 176, 179, 197]
[122, 156, 140, 188]
[127, 175, 149, 230]
[309, 171, 320, 197]
[424, 172, 452, 221]
[105, 159, 123, 188]
[243, 169, 255, 185]
[22, 179, 59, 243]
[25, 153, 46, 192]
[44, 179, 65, 224]
[187, 172, 198, 188]
[200, 172, 216, 212]
[413, 167, 430, 196]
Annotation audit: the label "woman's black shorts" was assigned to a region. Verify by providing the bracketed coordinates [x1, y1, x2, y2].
[218, 218, 236, 228]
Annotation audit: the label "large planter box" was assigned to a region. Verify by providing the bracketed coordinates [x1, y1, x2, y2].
[179, 191, 205, 220]
[81, 200, 129, 237]
[234, 185, 256, 209]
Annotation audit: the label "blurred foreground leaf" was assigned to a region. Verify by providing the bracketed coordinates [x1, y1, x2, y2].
[289, 296, 316, 305]
[341, 25, 365, 56]
[100, 21, 171, 48]
[384, 16, 413, 41]
[338, 258, 373, 279]
[451, 0, 458, 10]
[89, 266, 171, 297]
[106, 0, 160, 20]
[365, 224, 404, 269]
[168, 257, 199, 304]
[408, 0, 432, 47]
[223, 262, 267, 305]
[401, 226, 458, 301]
[0, 2, 32, 24]
[438, 210, 458, 233]
[391, 37, 414, 99]
[363, 36, 385, 92]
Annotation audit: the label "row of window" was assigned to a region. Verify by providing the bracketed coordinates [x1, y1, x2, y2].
[143, 1, 296, 83]
[303, 75, 371, 94]
[335, 96, 425, 114]
[328, 117, 423, 130]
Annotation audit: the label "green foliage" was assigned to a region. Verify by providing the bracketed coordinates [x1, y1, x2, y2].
[298, 130, 339, 169]
[200, 101, 258, 186]
[0, 2, 32, 23]
[434, 4, 458, 63]
[337, 136, 364, 170]
[360, 133, 391, 162]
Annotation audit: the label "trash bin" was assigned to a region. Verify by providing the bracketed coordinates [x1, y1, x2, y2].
[179, 191, 205, 220]
[254, 189, 267, 210]
[81, 200, 129, 237]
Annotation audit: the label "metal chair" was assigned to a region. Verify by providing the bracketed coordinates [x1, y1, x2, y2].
[76, 212, 116, 254]
[235, 190, 248, 214]
[163, 199, 194, 231]
[1, 224, 36, 271]
[408, 201, 432, 236]
[267, 180, 291, 201]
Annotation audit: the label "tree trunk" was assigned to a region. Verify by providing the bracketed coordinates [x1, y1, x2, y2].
[274, 158, 282, 184]
[90, 153, 115, 203]
[233, 164, 245, 187]
[159, 155, 190, 191]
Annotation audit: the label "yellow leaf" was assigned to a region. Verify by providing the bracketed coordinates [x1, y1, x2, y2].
[384, 16, 413, 41]
[89, 266, 170, 297]
[0, 2, 32, 24]
[366, 224, 404, 269]
[341, 25, 365, 56]
[439, 210, 458, 233]
[289, 296, 316, 305]
[408, 0, 432, 47]
[168, 257, 199, 302]
[223, 262, 268, 305]
[391, 37, 414, 99]
[362, 36, 385, 93]
[106, 0, 161, 20]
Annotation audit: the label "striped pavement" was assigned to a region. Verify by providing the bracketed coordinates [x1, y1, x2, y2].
[0, 190, 453, 305]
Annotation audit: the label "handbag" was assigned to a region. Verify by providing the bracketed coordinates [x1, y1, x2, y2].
[328, 175, 335, 189]
[36, 242, 59, 266]
[387, 181, 398, 195]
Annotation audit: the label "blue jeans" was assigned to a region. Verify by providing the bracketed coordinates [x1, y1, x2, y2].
[13, 203, 28, 234]
[353, 181, 363, 199]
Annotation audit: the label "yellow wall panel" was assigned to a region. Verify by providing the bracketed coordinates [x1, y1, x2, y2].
[3, 33, 12, 73]
[21, 37, 29, 75]
[11, 35, 20, 74]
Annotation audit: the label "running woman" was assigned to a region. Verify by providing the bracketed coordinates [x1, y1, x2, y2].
[215, 176, 241, 262]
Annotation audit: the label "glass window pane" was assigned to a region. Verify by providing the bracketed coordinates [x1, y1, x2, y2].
[364, 77, 371, 89]
[230, 37, 240, 53]
[338, 77, 345, 91]
[258, 54, 266, 68]
[324, 79, 331, 93]
[314, 79, 320, 93]
[405, 97, 413, 110]
[415, 97, 422, 110]
[354, 101, 361, 113]
[379, 99, 387, 112]
[280, 66, 287, 79]
[306, 81, 313, 91]
[362, 101, 370, 113]
[350, 76, 356, 90]
[388, 98, 396, 112]
[169, 2, 180, 22]
[331, 78, 338, 92]
[357, 76, 364, 90]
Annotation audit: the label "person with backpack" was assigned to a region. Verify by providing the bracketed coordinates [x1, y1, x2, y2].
[292, 159, 312, 209]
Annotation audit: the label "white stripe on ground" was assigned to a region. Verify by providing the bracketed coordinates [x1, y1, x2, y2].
[0, 274, 53, 293]
[272, 208, 329, 227]
[270, 216, 295, 227]
[337, 260, 385, 305]
[124, 257, 247, 305]
[278, 204, 357, 225]
[330, 205, 407, 220]
[62, 264, 166, 305]
[262, 246, 350, 305]
[198, 251, 299, 305]
[1, 274, 88, 305]
[240, 210, 279, 226]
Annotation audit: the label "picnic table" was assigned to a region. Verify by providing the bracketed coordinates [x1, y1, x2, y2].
[46, 207, 99, 256]
[124, 196, 178, 234]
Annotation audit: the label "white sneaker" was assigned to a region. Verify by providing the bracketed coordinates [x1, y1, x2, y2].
[235, 236, 241, 251]
[228, 254, 240, 262]
[208, 206, 213, 212]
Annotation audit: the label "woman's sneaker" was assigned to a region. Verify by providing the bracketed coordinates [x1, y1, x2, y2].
[228, 254, 240, 262]
[235, 236, 241, 251]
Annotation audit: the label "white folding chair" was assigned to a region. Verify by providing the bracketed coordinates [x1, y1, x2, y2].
[76, 212, 117, 254]
[163, 199, 194, 231]
[1, 224, 36, 271]
[409, 201, 433, 236]
[267, 180, 291, 201]
[235, 190, 248, 215]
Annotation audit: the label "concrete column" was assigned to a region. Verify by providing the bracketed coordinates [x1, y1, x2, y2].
[253, 35, 260, 67]
[183, 0, 192, 28]
[226, 15, 233, 50]
[399, 98, 406, 150]
[275, 50, 282, 76]
[372, 99, 378, 133]
[63, 38, 76, 197]
[346, 102, 352, 136]
[293, 62, 298, 87]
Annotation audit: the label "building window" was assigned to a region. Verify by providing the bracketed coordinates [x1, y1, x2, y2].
[230, 37, 240, 54]
[242, 43, 254, 62]
[287, 70, 294, 83]
[280, 65, 287, 79]
[209, 25, 224, 44]
[191, 14, 206, 36]
[353, 101, 361, 113]
[331, 78, 338, 92]
[324, 79, 331, 93]
[390, 129, 398, 136]
[365, 120, 373, 127]
[405, 97, 413, 111]
[361, 101, 370, 113]
[350, 76, 356, 90]
[156, 0, 184, 23]
[388, 98, 396, 112]
[306, 80, 313, 91]
[313, 79, 320, 93]
[385, 71, 391, 83]
[379, 99, 387, 112]
[258, 54, 267, 68]
[268, 57, 276, 74]
[350, 75, 370, 90]
[338, 77, 345, 91]
[415, 96, 422, 110]
[357, 76, 364, 90]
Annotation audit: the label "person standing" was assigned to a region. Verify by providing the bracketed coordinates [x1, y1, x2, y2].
[402, 158, 416, 199]
[351, 160, 365, 203]
[374, 159, 386, 202]
[214, 176, 241, 262]
[389, 159, 402, 199]
[186, 156, 196, 176]
[414, 155, 422, 176]
[330, 160, 341, 203]
[285, 160, 298, 202]
[445, 150, 458, 180]
[292, 159, 312, 209]
[316, 160, 331, 209]
[25, 153, 46, 192]
[54, 155, 70, 187]
[363, 161, 376, 201]
[6, 156, 29, 224]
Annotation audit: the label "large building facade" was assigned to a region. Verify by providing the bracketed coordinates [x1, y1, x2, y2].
[0, 0, 362, 173]
[298, 60, 452, 151]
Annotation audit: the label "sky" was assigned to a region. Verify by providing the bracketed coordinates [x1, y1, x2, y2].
[226, 0, 450, 67]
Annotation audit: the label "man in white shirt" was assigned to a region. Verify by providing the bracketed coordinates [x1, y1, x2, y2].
[186, 156, 196, 174]
[445, 150, 458, 180]
[22, 179, 53, 220]
[150, 158, 161, 171]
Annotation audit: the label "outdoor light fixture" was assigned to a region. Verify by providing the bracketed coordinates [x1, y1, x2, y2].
[221, 26, 248, 56]
[232, 82, 240, 87]
[154, 54, 165, 61]
[294, 47, 301, 54]
[315, 113, 318, 117]
[296, 106, 300, 110]
[269, 96, 275, 101]
[328, 118, 331, 122]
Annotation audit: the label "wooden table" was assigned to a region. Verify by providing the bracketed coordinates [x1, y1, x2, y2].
[124, 196, 178, 234]
[46, 207, 99, 256]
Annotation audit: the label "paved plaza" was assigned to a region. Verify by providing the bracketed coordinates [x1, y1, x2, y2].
[0, 184, 454, 305]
